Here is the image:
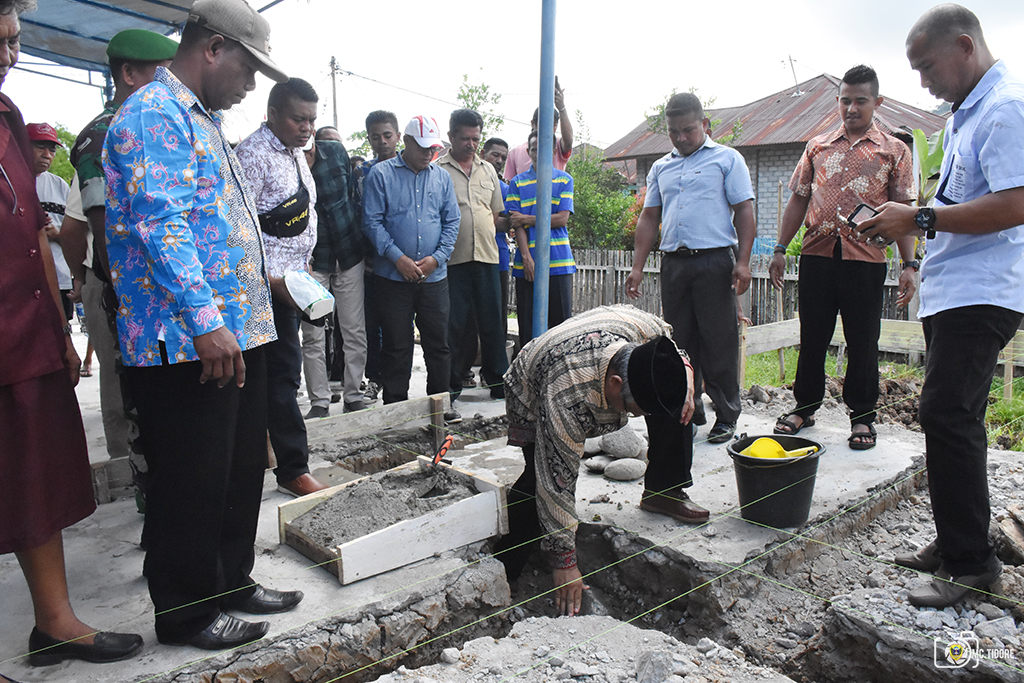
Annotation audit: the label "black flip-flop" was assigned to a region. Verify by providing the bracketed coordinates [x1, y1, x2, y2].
[774, 413, 814, 435]
[849, 424, 877, 450]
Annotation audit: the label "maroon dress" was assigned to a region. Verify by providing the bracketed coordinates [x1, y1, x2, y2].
[0, 91, 95, 554]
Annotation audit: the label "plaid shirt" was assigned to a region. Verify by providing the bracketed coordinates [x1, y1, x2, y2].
[309, 139, 366, 272]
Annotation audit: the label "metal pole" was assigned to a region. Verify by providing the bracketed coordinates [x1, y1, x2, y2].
[533, 0, 556, 338]
[330, 56, 338, 129]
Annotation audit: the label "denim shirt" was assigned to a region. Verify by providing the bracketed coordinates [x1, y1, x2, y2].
[361, 153, 461, 282]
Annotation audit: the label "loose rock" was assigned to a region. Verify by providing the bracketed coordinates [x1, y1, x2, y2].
[603, 458, 647, 481]
[976, 616, 1018, 640]
[600, 425, 647, 459]
[584, 456, 614, 473]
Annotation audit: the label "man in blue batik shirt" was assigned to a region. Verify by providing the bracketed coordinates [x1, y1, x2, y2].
[860, 4, 1024, 609]
[362, 114, 461, 417]
[103, 0, 304, 652]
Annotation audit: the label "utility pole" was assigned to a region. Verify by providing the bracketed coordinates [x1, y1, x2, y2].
[330, 56, 338, 129]
[787, 55, 804, 97]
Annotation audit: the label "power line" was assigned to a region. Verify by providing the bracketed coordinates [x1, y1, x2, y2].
[331, 65, 531, 129]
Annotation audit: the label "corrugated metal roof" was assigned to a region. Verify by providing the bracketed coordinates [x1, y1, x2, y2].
[604, 74, 947, 162]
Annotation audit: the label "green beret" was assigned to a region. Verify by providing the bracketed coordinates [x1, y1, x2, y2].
[106, 29, 179, 62]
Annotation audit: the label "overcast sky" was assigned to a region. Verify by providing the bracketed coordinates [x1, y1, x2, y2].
[7, 0, 1024, 151]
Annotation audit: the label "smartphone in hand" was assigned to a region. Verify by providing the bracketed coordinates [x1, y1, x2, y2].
[847, 203, 892, 247]
[846, 203, 879, 228]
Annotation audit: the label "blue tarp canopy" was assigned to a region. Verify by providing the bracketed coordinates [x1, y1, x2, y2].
[20, 0, 194, 74]
[18, 0, 282, 75]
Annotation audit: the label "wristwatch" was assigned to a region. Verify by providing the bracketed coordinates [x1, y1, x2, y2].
[901, 259, 921, 271]
[915, 207, 937, 239]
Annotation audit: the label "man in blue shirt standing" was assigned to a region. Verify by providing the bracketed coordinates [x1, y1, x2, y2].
[860, 4, 1024, 609]
[624, 92, 756, 522]
[626, 94, 755, 447]
[362, 115, 461, 418]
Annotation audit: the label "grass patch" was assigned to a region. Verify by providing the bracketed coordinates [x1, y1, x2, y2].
[742, 348, 923, 390]
[987, 375, 1024, 451]
[744, 348, 1023, 451]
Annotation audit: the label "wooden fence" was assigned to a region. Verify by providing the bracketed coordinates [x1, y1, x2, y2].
[505, 248, 1022, 402]
[513, 249, 911, 326]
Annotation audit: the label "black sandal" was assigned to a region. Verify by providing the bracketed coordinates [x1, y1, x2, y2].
[774, 413, 814, 435]
[849, 424, 877, 450]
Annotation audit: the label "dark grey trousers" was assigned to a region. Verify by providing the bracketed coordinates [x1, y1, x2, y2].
[660, 248, 741, 424]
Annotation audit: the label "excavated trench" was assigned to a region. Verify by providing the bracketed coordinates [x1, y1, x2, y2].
[505, 460, 1021, 683]
[253, 423, 1021, 683]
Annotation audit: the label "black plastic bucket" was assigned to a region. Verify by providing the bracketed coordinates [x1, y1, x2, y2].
[727, 435, 826, 528]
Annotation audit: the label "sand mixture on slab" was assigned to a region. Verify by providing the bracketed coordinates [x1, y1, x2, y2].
[291, 467, 478, 548]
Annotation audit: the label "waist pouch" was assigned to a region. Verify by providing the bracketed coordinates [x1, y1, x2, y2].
[258, 173, 310, 238]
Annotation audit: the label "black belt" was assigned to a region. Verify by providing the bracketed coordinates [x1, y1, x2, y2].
[665, 246, 729, 258]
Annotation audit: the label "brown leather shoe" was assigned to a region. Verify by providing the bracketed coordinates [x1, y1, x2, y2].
[277, 473, 328, 497]
[894, 539, 941, 573]
[639, 488, 709, 524]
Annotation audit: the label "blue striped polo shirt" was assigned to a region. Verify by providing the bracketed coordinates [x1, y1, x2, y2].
[506, 168, 576, 277]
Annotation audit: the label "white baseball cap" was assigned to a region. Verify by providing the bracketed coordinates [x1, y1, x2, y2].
[404, 115, 444, 149]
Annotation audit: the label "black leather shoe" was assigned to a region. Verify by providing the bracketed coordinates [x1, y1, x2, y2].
[706, 420, 736, 444]
[158, 613, 269, 650]
[894, 539, 941, 573]
[29, 627, 143, 666]
[226, 584, 303, 615]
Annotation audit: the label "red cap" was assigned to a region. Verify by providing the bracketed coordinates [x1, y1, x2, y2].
[26, 123, 64, 147]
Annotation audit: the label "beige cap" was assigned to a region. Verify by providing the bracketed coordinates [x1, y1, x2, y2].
[187, 0, 287, 83]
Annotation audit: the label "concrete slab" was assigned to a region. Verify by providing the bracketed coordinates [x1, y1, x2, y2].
[445, 402, 927, 569]
[2, 330, 927, 682]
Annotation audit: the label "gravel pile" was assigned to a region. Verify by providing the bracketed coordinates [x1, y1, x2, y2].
[371, 615, 795, 683]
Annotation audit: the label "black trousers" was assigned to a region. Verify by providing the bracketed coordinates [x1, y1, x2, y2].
[375, 275, 451, 404]
[126, 346, 266, 640]
[495, 422, 693, 581]
[267, 300, 310, 483]
[514, 272, 573, 345]
[448, 262, 509, 398]
[919, 305, 1021, 575]
[793, 255, 887, 425]
[364, 270, 383, 384]
[661, 249, 740, 424]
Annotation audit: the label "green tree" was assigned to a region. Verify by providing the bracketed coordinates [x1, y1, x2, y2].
[456, 71, 503, 140]
[346, 130, 372, 159]
[48, 123, 77, 185]
[566, 114, 634, 249]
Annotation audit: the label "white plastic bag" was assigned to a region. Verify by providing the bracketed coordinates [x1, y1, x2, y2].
[284, 271, 334, 320]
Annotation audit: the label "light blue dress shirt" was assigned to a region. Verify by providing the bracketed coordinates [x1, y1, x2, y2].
[361, 154, 461, 283]
[643, 137, 755, 251]
[919, 60, 1024, 318]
